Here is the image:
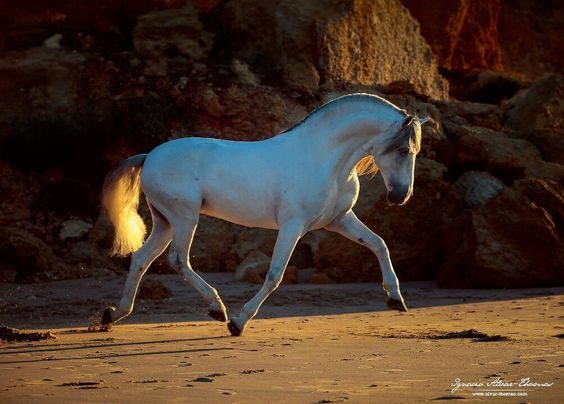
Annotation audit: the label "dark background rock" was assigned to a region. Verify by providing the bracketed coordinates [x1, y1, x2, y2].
[0, 0, 562, 288]
[439, 186, 564, 288]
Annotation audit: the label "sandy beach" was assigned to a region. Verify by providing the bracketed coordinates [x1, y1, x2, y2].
[0, 273, 562, 403]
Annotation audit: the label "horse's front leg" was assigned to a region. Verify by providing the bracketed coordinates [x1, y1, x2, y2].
[326, 210, 408, 311]
[228, 221, 304, 336]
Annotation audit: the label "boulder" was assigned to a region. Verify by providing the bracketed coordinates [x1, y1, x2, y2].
[234, 250, 297, 284]
[59, 218, 93, 241]
[223, 0, 448, 99]
[450, 124, 564, 182]
[190, 216, 236, 272]
[226, 226, 317, 275]
[513, 179, 564, 227]
[503, 74, 564, 165]
[437, 100, 502, 130]
[43, 33, 63, 49]
[138, 278, 173, 300]
[133, 4, 213, 76]
[66, 240, 121, 273]
[226, 229, 278, 273]
[231, 59, 260, 87]
[504, 74, 563, 132]
[439, 186, 564, 288]
[313, 158, 463, 282]
[455, 171, 505, 207]
[283, 59, 320, 95]
[187, 84, 308, 140]
[519, 129, 564, 166]
[306, 272, 336, 284]
[0, 227, 81, 282]
[0, 162, 35, 222]
[439, 69, 526, 104]
[0, 48, 85, 125]
[314, 234, 380, 283]
[0, 1, 219, 51]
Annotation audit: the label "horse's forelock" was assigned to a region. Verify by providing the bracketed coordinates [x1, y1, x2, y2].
[382, 116, 421, 155]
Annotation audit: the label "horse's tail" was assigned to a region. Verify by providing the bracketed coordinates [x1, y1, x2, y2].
[101, 154, 148, 257]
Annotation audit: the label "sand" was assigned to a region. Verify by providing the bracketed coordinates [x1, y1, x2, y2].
[0, 273, 562, 403]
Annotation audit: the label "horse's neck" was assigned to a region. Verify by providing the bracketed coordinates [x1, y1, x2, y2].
[291, 102, 399, 176]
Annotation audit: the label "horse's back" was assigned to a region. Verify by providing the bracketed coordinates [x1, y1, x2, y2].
[140, 136, 288, 228]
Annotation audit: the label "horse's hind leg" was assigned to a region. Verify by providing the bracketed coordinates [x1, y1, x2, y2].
[102, 206, 172, 325]
[326, 210, 408, 312]
[167, 215, 227, 322]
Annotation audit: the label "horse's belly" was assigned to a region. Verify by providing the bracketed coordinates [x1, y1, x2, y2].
[200, 199, 279, 229]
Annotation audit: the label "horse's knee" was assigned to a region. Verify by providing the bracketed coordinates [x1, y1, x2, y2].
[371, 236, 389, 257]
[167, 250, 183, 270]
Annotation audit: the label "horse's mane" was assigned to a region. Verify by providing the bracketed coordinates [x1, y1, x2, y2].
[355, 155, 378, 176]
[279, 93, 403, 135]
[355, 116, 421, 177]
[279, 93, 417, 177]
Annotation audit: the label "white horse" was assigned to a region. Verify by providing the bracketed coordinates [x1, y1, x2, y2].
[100, 93, 428, 336]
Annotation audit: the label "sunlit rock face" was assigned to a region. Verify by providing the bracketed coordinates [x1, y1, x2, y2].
[402, 0, 503, 72]
[402, 0, 564, 80]
[222, 0, 449, 100]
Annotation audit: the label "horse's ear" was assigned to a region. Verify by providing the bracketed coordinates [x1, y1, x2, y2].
[418, 117, 430, 125]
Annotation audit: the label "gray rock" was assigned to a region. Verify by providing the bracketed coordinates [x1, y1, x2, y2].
[455, 171, 505, 207]
[59, 218, 92, 241]
[234, 250, 270, 283]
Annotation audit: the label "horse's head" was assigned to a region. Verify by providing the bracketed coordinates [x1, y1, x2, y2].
[372, 116, 428, 205]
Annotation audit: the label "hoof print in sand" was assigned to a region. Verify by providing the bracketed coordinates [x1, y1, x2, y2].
[58, 380, 107, 389]
[432, 329, 510, 342]
[191, 373, 226, 383]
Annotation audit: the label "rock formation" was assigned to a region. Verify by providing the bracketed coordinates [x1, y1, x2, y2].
[0, 1, 562, 288]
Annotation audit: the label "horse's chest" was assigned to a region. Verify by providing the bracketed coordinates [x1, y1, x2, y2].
[302, 176, 360, 229]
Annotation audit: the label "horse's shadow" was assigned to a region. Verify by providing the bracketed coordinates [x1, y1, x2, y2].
[0, 335, 234, 364]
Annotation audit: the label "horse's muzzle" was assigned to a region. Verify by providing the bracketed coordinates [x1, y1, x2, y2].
[386, 187, 411, 206]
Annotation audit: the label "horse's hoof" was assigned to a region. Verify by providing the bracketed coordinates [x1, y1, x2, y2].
[101, 306, 115, 325]
[387, 298, 408, 312]
[227, 319, 244, 337]
[208, 309, 227, 322]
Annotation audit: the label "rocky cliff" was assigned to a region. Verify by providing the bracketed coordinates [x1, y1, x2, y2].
[0, 0, 562, 288]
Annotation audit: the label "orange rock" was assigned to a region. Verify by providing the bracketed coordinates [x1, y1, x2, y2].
[223, 0, 448, 100]
[306, 273, 336, 284]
